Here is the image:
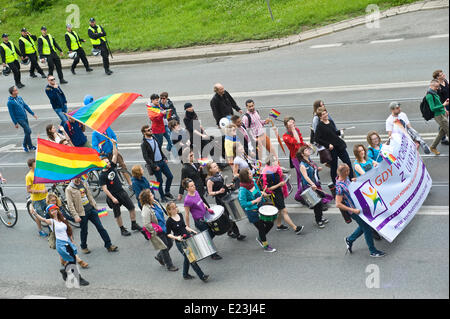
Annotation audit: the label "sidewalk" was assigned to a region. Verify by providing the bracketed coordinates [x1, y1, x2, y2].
[17, 0, 449, 72]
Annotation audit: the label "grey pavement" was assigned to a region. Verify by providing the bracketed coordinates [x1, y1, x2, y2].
[0, 7, 448, 299]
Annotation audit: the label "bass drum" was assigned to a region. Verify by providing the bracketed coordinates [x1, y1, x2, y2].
[221, 192, 247, 222]
[183, 230, 217, 263]
[204, 205, 231, 235]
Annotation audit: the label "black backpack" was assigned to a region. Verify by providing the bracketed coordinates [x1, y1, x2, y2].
[420, 94, 435, 121]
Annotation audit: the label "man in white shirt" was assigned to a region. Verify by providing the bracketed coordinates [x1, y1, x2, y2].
[386, 101, 430, 154]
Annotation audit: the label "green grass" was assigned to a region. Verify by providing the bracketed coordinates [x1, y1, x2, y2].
[0, 0, 417, 53]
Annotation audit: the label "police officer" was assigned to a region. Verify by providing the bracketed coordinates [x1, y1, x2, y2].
[65, 24, 93, 75]
[37, 26, 67, 84]
[18, 28, 46, 79]
[1, 33, 25, 88]
[88, 18, 112, 75]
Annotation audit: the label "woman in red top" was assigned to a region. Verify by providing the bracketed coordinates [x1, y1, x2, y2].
[282, 117, 309, 204]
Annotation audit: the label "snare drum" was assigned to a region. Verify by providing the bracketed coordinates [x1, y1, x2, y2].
[204, 205, 231, 235]
[183, 230, 217, 263]
[222, 192, 247, 222]
[300, 187, 321, 208]
[258, 205, 278, 222]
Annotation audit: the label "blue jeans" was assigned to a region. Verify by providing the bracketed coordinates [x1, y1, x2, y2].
[79, 207, 112, 249]
[154, 160, 173, 199]
[54, 107, 68, 126]
[33, 199, 47, 217]
[348, 213, 377, 254]
[17, 119, 33, 149]
[154, 128, 174, 151]
[176, 240, 205, 279]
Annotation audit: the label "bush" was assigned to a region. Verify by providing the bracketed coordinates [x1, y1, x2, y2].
[15, 0, 56, 14]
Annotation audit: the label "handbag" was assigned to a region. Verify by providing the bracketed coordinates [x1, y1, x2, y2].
[319, 148, 332, 164]
[48, 220, 56, 249]
[151, 222, 163, 234]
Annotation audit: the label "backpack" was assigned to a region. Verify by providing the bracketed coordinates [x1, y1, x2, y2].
[420, 94, 435, 121]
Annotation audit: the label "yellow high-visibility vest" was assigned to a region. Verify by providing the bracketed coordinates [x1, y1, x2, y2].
[88, 25, 106, 45]
[19, 36, 36, 54]
[1, 41, 19, 63]
[66, 31, 81, 51]
[39, 34, 57, 55]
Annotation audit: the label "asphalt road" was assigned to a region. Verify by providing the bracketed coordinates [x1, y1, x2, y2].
[0, 8, 448, 299]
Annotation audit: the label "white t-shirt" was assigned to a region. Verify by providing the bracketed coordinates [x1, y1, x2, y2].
[386, 112, 410, 133]
[233, 156, 249, 170]
[52, 219, 70, 242]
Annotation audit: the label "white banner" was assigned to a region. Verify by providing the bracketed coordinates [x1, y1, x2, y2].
[349, 122, 432, 243]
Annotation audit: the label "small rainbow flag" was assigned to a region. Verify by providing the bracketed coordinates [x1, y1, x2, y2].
[166, 109, 172, 120]
[381, 151, 397, 165]
[150, 181, 160, 190]
[198, 158, 210, 167]
[98, 140, 106, 151]
[269, 109, 281, 119]
[147, 105, 161, 118]
[97, 208, 108, 218]
[69, 93, 141, 134]
[34, 138, 107, 184]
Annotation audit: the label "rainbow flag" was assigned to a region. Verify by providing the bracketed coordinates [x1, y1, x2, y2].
[150, 181, 160, 190]
[34, 138, 107, 184]
[269, 109, 281, 119]
[69, 93, 141, 134]
[97, 208, 108, 218]
[166, 109, 172, 120]
[98, 140, 106, 151]
[147, 105, 161, 118]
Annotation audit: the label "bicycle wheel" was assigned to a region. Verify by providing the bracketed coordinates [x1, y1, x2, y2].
[27, 200, 49, 229]
[0, 197, 18, 227]
[87, 171, 101, 199]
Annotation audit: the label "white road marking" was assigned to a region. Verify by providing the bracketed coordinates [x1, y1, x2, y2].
[11, 202, 448, 216]
[370, 38, 404, 44]
[310, 43, 343, 49]
[23, 295, 66, 299]
[428, 34, 449, 39]
[0, 80, 430, 112]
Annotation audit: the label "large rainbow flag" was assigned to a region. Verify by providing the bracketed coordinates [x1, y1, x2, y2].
[34, 138, 107, 184]
[68, 93, 141, 134]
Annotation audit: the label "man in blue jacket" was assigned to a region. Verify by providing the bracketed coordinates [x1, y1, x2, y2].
[45, 75, 68, 126]
[92, 126, 132, 186]
[7, 86, 38, 152]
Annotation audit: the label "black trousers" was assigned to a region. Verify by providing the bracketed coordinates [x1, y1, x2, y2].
[94, 43, 110, 71]
[27, 53, 44, 76]
[253, 220, 273, 242]
[72, 48, 90, 70]
[8, 60, 21, 85]
[45, 52, 64, 80]
[330, 147, 354, 184]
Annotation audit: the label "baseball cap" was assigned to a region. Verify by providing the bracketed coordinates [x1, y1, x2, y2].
[21, 28, 27, 32]
[184, 102, 193, 109]
[389, 101, 401, 110]
[45, 204, 59, 213]
[41, 26, 47, 30]
[89, 18, 96, 22]
[66, 24, 72, 28]
[1, 33, 8, 38]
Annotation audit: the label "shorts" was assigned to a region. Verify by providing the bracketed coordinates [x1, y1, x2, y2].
[106, 189, 135, 218]
[271, 190, 286, 211]
[33, 199, 48, 218]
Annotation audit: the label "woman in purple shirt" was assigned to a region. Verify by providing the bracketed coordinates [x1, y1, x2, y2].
[183, 178, 222, 260]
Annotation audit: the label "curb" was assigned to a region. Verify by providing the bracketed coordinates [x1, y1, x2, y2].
[14, 0, 449, 73]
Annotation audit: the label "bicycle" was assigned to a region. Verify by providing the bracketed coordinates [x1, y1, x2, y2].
[0, 179, 18, 228]
[86, 170, 101, 199]
[27, 183, 80, 229]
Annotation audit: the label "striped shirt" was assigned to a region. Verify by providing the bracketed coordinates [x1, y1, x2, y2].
[242, 111, 266, 139]
[335, 178, 356, 210]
